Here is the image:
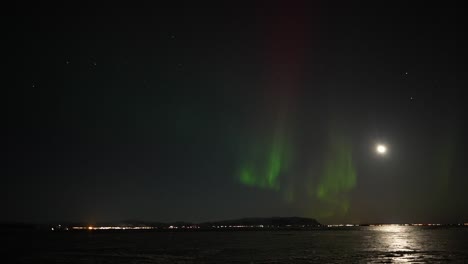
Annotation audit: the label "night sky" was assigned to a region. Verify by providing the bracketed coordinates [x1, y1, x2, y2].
[4, 2, 468, 224]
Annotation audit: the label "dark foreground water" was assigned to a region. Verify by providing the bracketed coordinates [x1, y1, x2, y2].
[4, 226, 468, 263]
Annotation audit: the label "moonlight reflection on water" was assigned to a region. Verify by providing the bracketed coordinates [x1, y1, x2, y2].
[375, 225, 416, 252]
[369, 225, 451, 263]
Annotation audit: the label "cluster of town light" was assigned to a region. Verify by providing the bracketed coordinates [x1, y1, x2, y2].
[327, 223, 451, 227]
[53, 224, 320, 231]
[51, 222, 467, 231]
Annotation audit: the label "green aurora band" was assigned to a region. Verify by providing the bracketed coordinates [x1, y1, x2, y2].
[239, 127, 291, 191]
[238, 127, 357, 219]
[314, 133, 356, 217]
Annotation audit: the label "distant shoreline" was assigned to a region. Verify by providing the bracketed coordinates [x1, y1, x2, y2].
[2, 216, 468, 232]
[2, 224, 468, 233]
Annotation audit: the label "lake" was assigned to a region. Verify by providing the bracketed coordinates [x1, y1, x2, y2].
[4, 226, 468, 263]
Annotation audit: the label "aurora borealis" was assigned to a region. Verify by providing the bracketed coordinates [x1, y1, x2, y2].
[236, 3, 358, 218]
[238, 129, 291, 190]
[314, 133, 356, 217]
[235, 3, 363, 220]
[4, 2, 468, 224]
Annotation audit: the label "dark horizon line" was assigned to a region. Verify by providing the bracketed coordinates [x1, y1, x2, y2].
[0, 216, 318, 225]
[1, 216, 467, 227]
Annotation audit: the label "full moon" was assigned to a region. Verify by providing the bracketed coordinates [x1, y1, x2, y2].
[376, 144, 387, 154]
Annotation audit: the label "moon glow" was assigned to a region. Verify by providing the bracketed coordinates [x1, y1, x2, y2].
[376, 144, 387, 154]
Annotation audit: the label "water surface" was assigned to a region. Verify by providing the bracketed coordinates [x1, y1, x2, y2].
[4, 226, 468, 263]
